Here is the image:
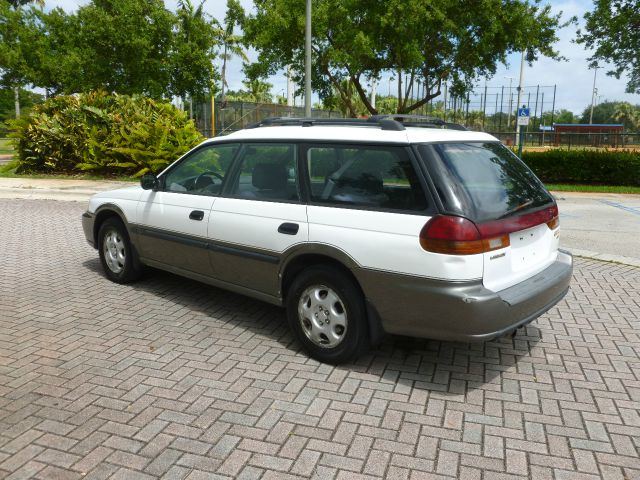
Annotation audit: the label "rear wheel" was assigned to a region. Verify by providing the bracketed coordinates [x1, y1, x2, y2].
[98, 217, 142, 284]
[286, 265, 369, 364]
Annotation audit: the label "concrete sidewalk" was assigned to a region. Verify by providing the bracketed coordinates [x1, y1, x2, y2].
[0, 177, 133, 202]
[1, 176, 639, 267]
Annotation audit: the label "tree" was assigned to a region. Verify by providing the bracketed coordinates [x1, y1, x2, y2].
[219, 0, 248, 105]
[555, 109, 579, 124]
[577, 0, 640, 94]
[68, 0, 175, 98]
[0, 0, 44, 117]
[612, 103, 640, 130]
[241, 78, 273, 103]
[244, 0, 570, 117]
[579, 101, 639, 130]
[170, 0, 220, 102]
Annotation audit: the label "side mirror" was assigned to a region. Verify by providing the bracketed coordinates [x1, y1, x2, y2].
[140, 173, 159, 191]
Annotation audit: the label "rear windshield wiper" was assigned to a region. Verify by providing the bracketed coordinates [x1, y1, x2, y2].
[499, 199, 533, 218]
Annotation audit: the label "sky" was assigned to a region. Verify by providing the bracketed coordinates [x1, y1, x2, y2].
[44, 0, 640, 115]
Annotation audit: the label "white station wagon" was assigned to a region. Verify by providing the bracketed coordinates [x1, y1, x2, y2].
[82, 116, 572, 364]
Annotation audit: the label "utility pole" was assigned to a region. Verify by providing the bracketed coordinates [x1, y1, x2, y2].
[515, 51, 525, 147]
[304, 0, 312, 117]
[589, 66, 599, 124]
[505, 76, 514, 132]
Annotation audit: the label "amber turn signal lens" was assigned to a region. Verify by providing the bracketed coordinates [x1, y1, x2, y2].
[546, 216, 559, 230]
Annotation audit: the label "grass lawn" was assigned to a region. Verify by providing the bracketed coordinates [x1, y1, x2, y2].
[546, 184, 640, 194]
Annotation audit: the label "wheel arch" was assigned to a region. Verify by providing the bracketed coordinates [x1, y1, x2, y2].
[280, 246, 385, 346]
[93, 204, 130, 245]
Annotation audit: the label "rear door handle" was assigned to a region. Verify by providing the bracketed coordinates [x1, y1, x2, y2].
[189, 210, 205, 221]
[278, 222, 299, 235]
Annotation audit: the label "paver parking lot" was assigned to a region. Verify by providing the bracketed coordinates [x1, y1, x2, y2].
[1, 198, 639, 480]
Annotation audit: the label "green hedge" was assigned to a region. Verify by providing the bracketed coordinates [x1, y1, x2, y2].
[521, 149, 640, 186]
[10, 91, 203, 177]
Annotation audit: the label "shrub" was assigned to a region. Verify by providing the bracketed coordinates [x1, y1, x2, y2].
[10, 91, 204, 177]
[521, 149, 640, 186]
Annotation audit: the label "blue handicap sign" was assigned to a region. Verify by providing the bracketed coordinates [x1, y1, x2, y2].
[518, 107, 530, 117]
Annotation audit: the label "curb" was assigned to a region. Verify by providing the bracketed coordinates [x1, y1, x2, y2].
[563, 248, 640, 268]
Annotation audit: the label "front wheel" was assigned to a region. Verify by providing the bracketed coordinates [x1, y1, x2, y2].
[98, 217, 142, 284]
[286, 265, 369, 364]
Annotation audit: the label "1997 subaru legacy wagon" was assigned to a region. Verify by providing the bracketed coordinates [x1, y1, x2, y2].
[82, 116, 572, 364]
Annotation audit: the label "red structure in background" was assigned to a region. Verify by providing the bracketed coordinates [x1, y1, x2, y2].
[553, 123, 624, 147]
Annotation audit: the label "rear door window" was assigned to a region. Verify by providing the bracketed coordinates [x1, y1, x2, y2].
[418, 142, 553, 223]
[306, 145, 428, 212]
[227, 143, 299, 202]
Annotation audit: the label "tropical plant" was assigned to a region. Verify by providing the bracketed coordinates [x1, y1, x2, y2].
[10, 91, 203, 177]
[170, 0, 219, 102]
[218, 0, 248, 104]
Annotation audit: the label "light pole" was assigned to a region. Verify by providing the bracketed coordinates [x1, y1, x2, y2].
[504, 76, 514, 132]
[589, 66, 599, 124]
[304, 0, 312, 117]
[515, 51, 525, 148]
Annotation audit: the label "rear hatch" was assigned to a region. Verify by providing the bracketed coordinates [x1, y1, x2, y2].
[418, 142, 559, 292]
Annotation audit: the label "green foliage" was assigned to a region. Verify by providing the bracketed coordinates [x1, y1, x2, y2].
[170, 0, 220, 100]
[0, 87, 43, 130]
[0, 0, 220, 100]
[522, 149, 640, 186]
[10, 91, 203, 177]
[244, 0, 570, 117]
[577, 0, 639, 94]
[579, 101, 640, 130]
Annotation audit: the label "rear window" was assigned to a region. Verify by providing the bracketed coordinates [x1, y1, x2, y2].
[418, 142, 553, 223]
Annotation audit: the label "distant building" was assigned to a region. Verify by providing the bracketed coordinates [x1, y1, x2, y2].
[553, 123, 624, 147]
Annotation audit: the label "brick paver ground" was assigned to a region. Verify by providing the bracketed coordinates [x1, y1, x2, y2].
[1, 198, 639, 480]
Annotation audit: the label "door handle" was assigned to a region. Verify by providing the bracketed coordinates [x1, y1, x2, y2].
[278, 222, 299, 235]
[189, 210, 205, 221]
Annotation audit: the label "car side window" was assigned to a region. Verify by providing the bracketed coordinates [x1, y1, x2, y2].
[228, 143, 299, 202]
[163, 144, 239, 196]
[307, 145, 428, 211]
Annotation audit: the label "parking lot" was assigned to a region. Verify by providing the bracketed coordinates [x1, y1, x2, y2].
[1, 198, 639, 479]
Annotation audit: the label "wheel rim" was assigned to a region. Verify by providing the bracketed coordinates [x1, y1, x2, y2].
[103, 230, 126, 274]
[297, 285, 348, 349]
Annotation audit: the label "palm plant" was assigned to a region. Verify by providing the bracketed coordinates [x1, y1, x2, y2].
[219, 0, 248, 105]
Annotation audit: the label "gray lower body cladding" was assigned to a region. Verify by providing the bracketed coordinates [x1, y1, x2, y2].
[82, 211, 96, 248]
[357, 251, 573, 342]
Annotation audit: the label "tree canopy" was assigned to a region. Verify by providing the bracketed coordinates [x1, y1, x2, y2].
[244, 0, 570, 117]
[0, 0, 221, 100]
[580, 101, 640, 130]
[577, 0, 640, 94]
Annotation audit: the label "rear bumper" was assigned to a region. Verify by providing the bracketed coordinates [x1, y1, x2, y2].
[359, 251, 573, 342]
[82, 211, 96, 248]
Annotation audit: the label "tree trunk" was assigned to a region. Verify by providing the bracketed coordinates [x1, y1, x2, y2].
[14, 86, 20, 118]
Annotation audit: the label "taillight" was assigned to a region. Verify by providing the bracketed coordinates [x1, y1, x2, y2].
[419, 216, 509, 255]
[420, 204, 559, 255]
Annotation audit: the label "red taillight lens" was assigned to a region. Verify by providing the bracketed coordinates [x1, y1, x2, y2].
[419, 216, 509, 255]
[420, 205, 559, 255]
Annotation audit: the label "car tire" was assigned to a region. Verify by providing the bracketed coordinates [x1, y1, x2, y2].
[286, 265, 369, 364]
[97, 217, 142, 284]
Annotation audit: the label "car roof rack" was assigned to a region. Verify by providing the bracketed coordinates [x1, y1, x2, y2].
[245, 115, 467, 131]
[246, 116, 406, 131]
[369, 114, 468, 131]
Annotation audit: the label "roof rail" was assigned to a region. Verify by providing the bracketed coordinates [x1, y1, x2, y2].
[245, 117, 405, 131]
[369, 114, 468, 131]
